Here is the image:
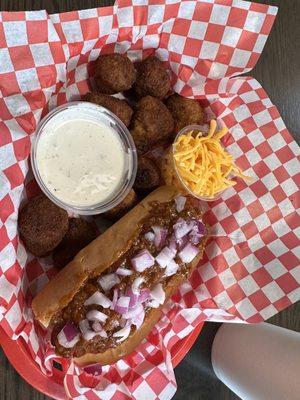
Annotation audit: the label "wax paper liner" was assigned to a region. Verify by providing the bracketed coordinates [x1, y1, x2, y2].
[0, 1, 299, 399]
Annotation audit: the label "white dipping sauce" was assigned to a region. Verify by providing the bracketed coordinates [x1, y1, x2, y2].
[36, 119, 125, 207]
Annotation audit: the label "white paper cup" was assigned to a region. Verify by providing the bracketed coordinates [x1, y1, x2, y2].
[212, 322, 300, 400]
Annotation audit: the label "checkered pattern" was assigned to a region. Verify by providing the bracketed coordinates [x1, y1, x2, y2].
[0, 1, 299, 399]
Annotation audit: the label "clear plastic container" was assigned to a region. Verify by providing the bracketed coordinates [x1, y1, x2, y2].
[31, 102, 137, 215]
[171, 125, 226, 202]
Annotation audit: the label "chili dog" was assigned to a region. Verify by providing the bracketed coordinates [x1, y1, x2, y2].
[32, 186, 208, 366]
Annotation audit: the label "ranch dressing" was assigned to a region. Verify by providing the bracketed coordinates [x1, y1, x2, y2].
[36, 119, 126, 207]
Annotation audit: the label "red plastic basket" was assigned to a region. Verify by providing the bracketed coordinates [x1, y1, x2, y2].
[0, 323, 203, 399]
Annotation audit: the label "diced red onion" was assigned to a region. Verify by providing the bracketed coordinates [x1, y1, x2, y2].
[83, 364, 103, 376]
[111, 288, 119, 310]
[189, 231, 202, 245]
[196, 220, 205, 235]
[138, 288, 151, 303]
[189, 220, 205, 244]
[125, 278, 144, 310]
[98, 273, 120, 292]
[123, 303, 144, 320]
[115, 296, 130, 314]
[62, 321, 79, 342]
[165, 259, 179, 277]
[116, 267, 133, 276]
[91, 322, 107, 338]
[84, 291, 112, 308]
[168, 235, 177, 254]
[146, 299, 160, 308]
[179, 242, 200, 263]
[173, 218, 189, 239]
[156, 246, 175, 268]
[144, 231, 155, 243]
[132, 277, 144, 294]
[79, 320, 96, 341]
[131, 249, 155, 272]
[113, 325, 131, 342]
[79, 319, 90, 334]
[152, 225, 168, 249]
[176, 234, 189, 250]
[173, 218, 195, 239]
[170, 247, 177, 257]
[130, 307, 145, 329]
[86, 310, 108, 323]
[57, 321, 80, 348]
[125, 286, 139, 309]
[150, 283, 165, 305]
[175, 195, 186, 212]
[92, 321, 102, 332]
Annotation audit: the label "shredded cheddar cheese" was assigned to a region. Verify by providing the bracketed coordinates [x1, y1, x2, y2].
[172, 120, 250, 199]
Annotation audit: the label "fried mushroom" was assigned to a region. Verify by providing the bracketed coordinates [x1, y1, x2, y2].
[53, 218, 97, 268]
[166, 93, 204, 135]
[134, 157, 161, 192]
[130, 96, 174, 154]
[94, 54, 136, 94]
[18, 195, 69, 257]
[134, 56, 171, 99]
[83, 92, 133, 127]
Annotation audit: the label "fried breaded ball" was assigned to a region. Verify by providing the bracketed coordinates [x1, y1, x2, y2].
[18, 195, 69, 257]
[104, 189, 137, 220]
[94, 54, 136, 94]
[130, 96, 174, 154]
[134, 157, 161, 192]
[83, 92, 133, 127]
[53, 218, 97, 268]
[134, 56, 171, 99]
[166, 94, 204, 135]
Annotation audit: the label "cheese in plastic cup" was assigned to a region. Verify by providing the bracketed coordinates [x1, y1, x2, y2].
[161, 125, 226, 202]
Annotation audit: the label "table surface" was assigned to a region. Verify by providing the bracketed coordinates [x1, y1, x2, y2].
[0, 0, 299, 399]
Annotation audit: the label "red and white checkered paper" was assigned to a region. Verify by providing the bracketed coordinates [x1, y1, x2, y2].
[0, 0, 299, 399]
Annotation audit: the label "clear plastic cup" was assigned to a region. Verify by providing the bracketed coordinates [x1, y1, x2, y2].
[170, 125, 226, 202]
[31, 102, 137, 215]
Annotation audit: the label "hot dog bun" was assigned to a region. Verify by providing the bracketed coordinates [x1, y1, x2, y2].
[32, 186, 207, 365]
